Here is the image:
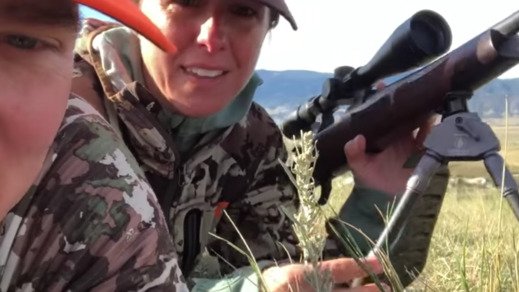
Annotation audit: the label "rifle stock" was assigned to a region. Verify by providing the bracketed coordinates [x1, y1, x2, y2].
[313, 10, 519, 185]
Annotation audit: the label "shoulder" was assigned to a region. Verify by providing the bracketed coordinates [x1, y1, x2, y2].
[53, 95, 132, 169]
[39, 96, 164, 242]
[7, 95, 185, 290]
[50, 95, 155, 223]
[247, 102, 279, 131]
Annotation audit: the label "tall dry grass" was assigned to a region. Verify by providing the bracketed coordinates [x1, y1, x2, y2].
[408, 187, 519, 291]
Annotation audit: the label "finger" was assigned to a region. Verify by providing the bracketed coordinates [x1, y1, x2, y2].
[321, 257, 383, 284]
[373, 80, 386, 91]
[414, 126, 429, 147]
[415, 115, 439, 146]
[344, 135, 366, 163]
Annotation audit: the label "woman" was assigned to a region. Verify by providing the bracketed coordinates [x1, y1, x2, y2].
[73, 0, 445, 290]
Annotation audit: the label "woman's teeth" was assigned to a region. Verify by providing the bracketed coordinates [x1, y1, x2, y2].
[186, 67, 224, 78]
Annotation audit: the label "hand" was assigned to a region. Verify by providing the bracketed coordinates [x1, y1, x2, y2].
[344, 116, 437, 195]
[262, 256, 389, 292]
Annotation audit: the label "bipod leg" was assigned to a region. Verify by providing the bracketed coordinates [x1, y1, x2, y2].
[484, 152, 519, 220]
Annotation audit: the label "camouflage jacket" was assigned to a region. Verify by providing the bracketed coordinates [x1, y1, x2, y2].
[0, 96, 188, 291]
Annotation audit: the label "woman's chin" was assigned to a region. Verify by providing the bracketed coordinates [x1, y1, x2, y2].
[170, 101, 231, 118]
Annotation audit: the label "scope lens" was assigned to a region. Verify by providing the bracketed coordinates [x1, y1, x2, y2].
[410, 11, 452, 55]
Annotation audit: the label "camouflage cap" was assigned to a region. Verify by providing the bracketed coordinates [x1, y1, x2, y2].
[257, 0, 297, 30]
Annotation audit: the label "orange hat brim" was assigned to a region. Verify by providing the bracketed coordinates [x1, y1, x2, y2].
[74, 0, 175, 53]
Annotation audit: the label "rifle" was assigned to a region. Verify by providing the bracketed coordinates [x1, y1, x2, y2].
[282, 9, 519, 287]
[282, 9, 519, 203]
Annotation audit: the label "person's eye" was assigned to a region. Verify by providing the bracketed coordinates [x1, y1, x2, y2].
[171, 0, 201, 7]
[230, 4, 258, 18]
[2, 35, 44, 50]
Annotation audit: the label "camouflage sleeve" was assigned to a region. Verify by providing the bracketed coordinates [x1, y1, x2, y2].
[0, 97, 188, 291]
[325, 186, 397, 256]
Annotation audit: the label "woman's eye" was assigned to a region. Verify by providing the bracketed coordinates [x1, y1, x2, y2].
[230, 5, 257, 17]
[3, 35, 40, 50]
[173, 0, 201, 7]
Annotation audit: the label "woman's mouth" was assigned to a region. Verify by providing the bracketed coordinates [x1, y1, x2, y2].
[183, 66, 226, 78]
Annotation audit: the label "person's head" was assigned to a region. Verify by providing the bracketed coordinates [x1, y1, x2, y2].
[0, 0, 79, 218]
[134, 0, 297, 117]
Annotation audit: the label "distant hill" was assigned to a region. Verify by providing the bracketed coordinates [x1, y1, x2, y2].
[254, 69, 519, 124]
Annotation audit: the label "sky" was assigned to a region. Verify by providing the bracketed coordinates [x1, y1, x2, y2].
[81, 1, 519, 78]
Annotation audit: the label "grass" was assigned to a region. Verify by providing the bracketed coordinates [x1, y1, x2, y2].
[408, 187, 519, 291]
[323, 175, 519, 291]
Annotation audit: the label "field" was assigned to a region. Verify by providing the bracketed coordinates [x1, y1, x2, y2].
[323, 122, 519, 291]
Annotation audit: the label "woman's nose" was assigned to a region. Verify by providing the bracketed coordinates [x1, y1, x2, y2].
[196, 17, 227, 53]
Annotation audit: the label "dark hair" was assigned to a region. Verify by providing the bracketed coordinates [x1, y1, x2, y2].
[269, 9, 279, 29]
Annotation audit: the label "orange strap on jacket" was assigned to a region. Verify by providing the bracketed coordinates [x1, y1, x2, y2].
[74, 0, 176, 53]
[214, 201, 230, 219]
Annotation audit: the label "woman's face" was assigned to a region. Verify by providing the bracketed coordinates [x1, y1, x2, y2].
[139, 0, 271, 117]
[0, 3, 77, 219]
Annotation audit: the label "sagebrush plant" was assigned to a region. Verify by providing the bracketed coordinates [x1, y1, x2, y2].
[281, 131, 334, 291]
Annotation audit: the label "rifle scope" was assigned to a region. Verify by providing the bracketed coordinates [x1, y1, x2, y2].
[281, 10, 452, 139]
